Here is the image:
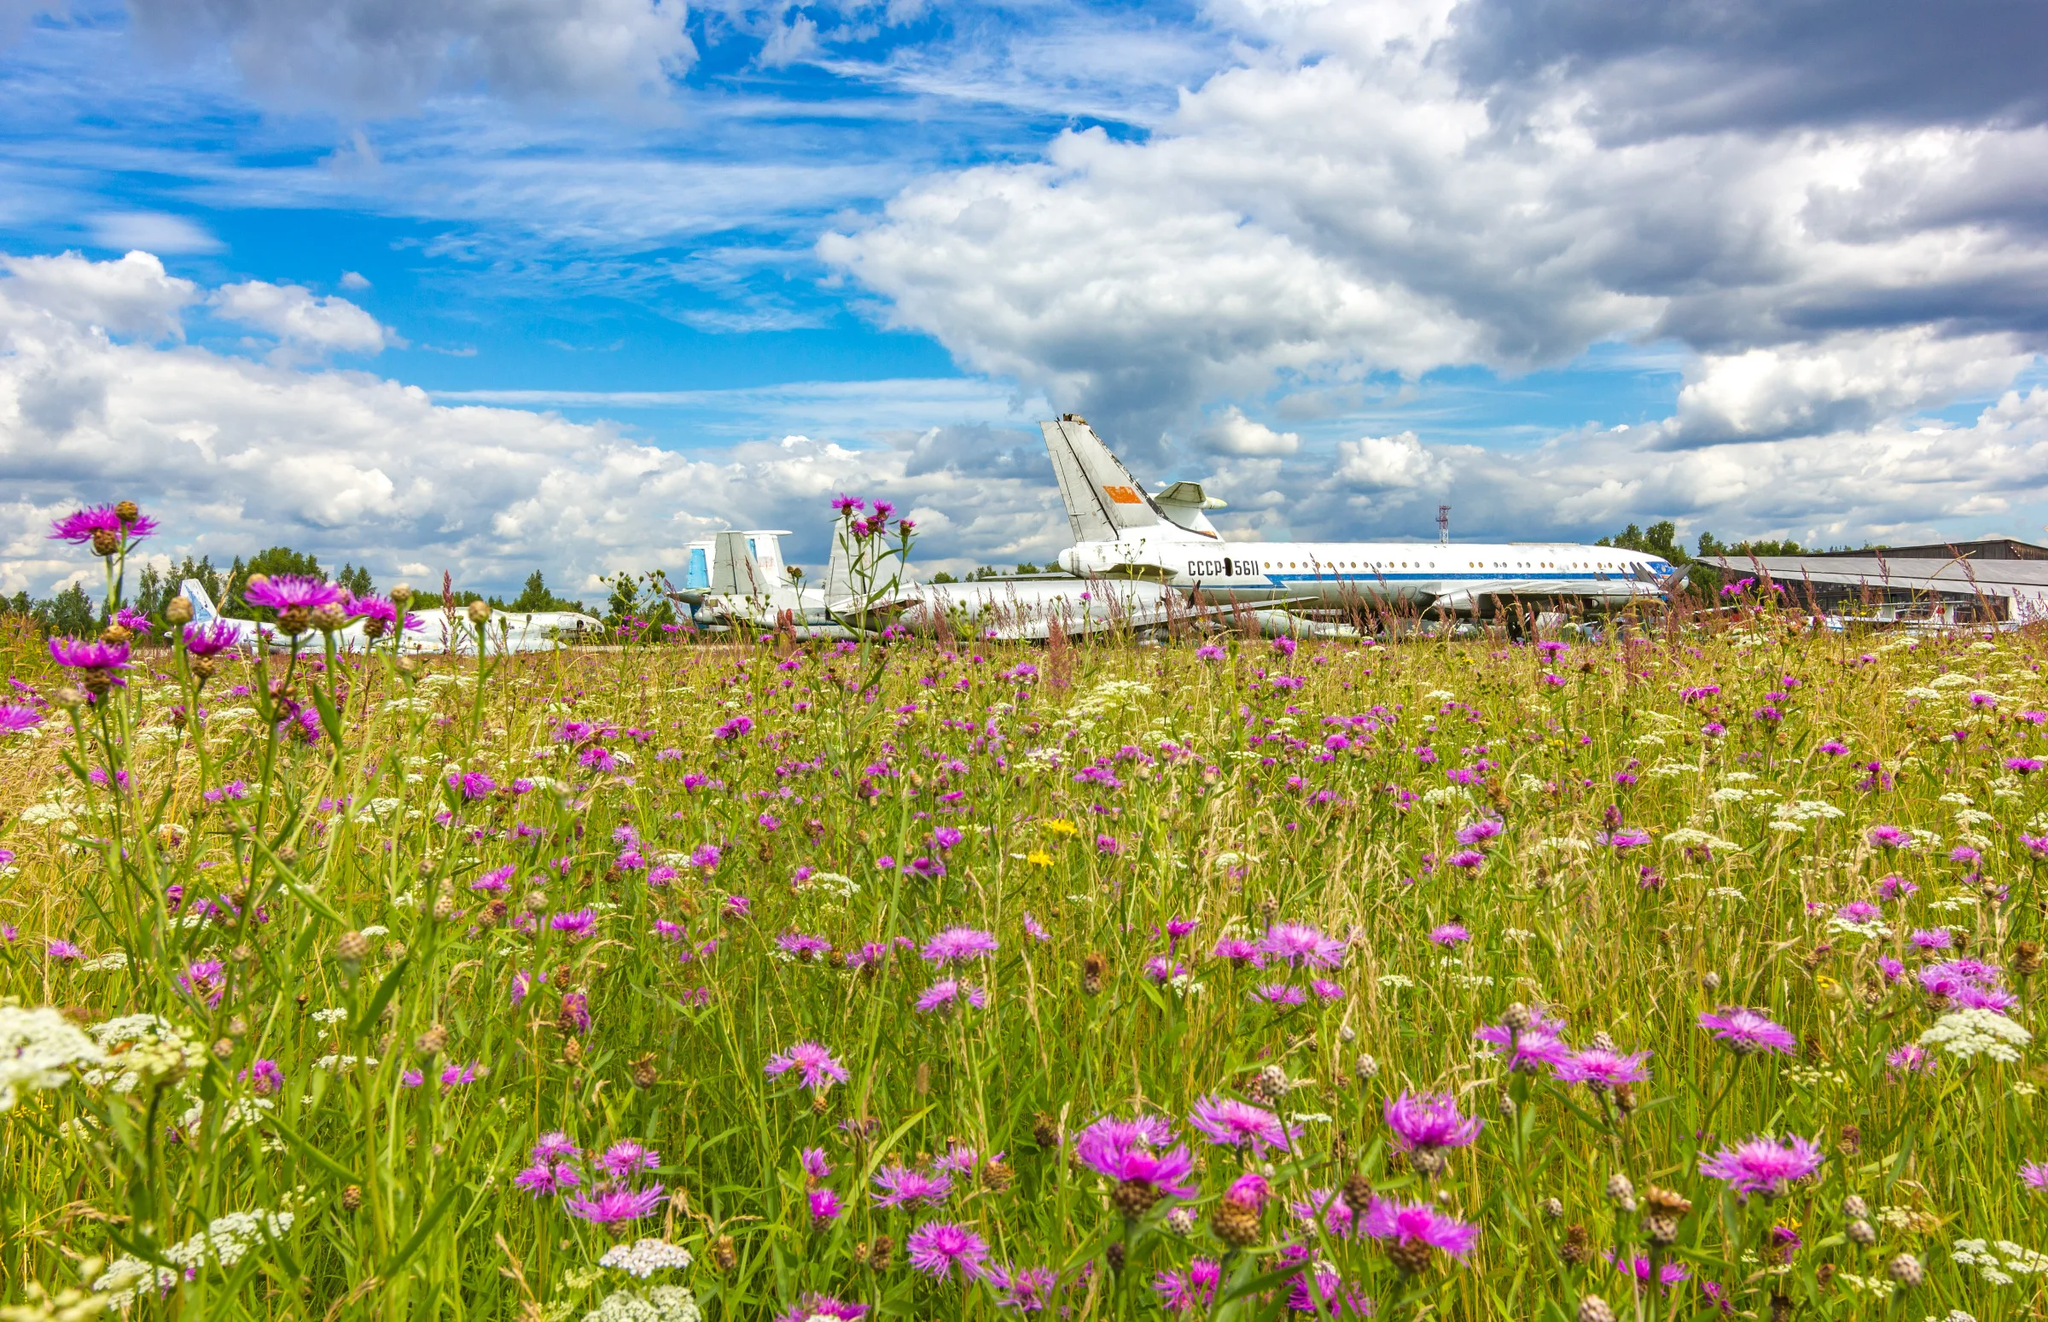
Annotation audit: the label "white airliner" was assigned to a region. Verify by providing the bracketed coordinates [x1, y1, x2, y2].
[1041, 416, 1679, 618]
[180, 580, 602, 655]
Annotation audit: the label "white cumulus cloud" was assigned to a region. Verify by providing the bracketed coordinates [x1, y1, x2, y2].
[209, 281, 393, 357]
[1199, 406, 1300, 456]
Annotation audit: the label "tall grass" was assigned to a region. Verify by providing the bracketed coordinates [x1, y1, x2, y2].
[1, 587, 2042, 1321]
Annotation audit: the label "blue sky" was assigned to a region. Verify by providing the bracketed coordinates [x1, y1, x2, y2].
[3, 0, 2047, 597]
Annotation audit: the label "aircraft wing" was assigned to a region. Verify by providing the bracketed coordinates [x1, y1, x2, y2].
[1427, 576, 1665, 614]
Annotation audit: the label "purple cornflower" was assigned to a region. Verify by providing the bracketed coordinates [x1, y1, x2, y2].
[242, 574, 344, 615]
[904, 1220, 989, 1282]
[872, 1165, 953, 1209]
[1557, 1047, 1652, 1091]
[597, 1141, 661, 1179]
[1867, 824, 1910, 849]
[1153, 1259, 1222, 1312]
[439, 1061, 479, 1087]
[922, 927, 999, 964]
[558, 991, 590, 1033]
[241, 1059, 283, 1095]
[1383, 1092, 1483, 1151]
[1210, 937, 1265, 966]
[1446, 849, 1486, 869]
[550, 910, 597, 940]
[2021, 1162, 2048, 1192]
[765, 1041, 850, 1093]
[1427, 923, 1470, 947]
[50, 504, 156, 545]
[799, 1147, 832, 1180]
[1258, 922, 1345, 969]
[565, 1185, 665, 1224]
[1022, 913, 1050, 942]
[1362, 1197, 1480, 1263]
[1074, 1117, 1197, 1202]
[1095, 833, 1121, 856]
[534, 1131, 580, 1161]
[808, 1188, 845, 1223]
[1887, 1043, 1934, 1074]
[777, 931, 833, 962]
[1910, 928, 1952, 950]
[48, 637, 131, 683]
[1697, 1007, 1797, 1056]
[1186, 1095, 1300, 1154]
[513, 1162, 581, 1196]
[987, 1264, 1058, 1312]
[914, 979, 988, 1013]
[1698, 1134, 1825, 1197]
[1454, 819, 1503, 847]
[775, 1294, 865, 1322]
[1834, 900, 1882, 925]
[712, 715, 753, 740]
[178, 959, 227, 1007]
[1474, 1012, 1573, 1074]
[1144, 956, 1187, 983]
[1252, 983, 1308, 1007]
[449, 771, 496, 801]
[471, 865, 515, 893]
[0, 704, 43, 734]
[46, 939, 81, 961]
[1607, 1253, 1691, 1290]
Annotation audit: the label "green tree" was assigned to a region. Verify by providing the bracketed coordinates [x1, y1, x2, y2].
[510, 571, 583, 613]
[1015, 562, 1042, 575]
[228, 547, 325, 618]
[602, 572, 643, 632]
[930, 571, 959, 584]
[336, 563, 374, 598]
[45, 582, 95, 637]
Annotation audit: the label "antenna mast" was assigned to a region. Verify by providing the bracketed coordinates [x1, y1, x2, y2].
[1436, 504, 1450, 545]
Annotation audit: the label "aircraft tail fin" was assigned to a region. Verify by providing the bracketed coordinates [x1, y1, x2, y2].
[707, 530, 770, 597]
[1040, 415, 1204, 543]
[181, 579, 220, 624]
[822, 522, 853, 603]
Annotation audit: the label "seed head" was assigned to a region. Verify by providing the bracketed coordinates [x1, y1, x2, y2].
[711, 1234, 737, 1272]
[311, 603, 348, 632]
[1082, 951, 1106, 996]
[334, 930, 370, 965]
[1559, 1224, 1589, 1266]
[1842, 1194, 1868, 1219]
[91, 528, 119, 556]
[341, 1185, 362, 1211]
[114, 500, 139, 524]
[1540, 1197, 1563, 1220]
[468, 600, 492, 624]
[415, 1024, 449, 1057]
[1847, 1219, 1875, 1245]
[1341, 1171, 1374, 1220]
[391, 584, 413, 607]
[1577, 1295, 1615, 1322]
[1211, 1196, 1261, 1247]
[1604, 1173, 1636, 1211]
[1031, 1112, 1060, 1149]
[1502, 1002, 1533, 1033]
[631, 1053, 659, 1088]
[1886, 1253, 1922, 1287]
[1355, 1053, 1380, 1081]
[867, 1234, 892, 1272]
[2015, 940, 2042, 977]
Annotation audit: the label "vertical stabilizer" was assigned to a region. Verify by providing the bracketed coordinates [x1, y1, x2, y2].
[181, 579, 220, 623]
[1040, 416, 1199, 542]
[708, 531, 769, 596]
[822, 523, 853, 603]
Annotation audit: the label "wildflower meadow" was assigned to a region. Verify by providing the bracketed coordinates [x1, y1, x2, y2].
[2, 500, 2045, 1322]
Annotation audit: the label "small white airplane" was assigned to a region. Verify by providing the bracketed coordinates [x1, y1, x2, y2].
[180, 580, 602, 655]
[1041, 416, 1680, 620]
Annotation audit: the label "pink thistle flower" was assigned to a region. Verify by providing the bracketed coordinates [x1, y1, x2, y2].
[565, 1184, 665, 1224]
[1454, 819, 1503, 847]
[51, 504, 158, 544]
[48, 637, 131, 683]
[1606, 1252, 1690, 1290]
[1867, 824, 1910, 849]
[808, 1188, 846, 1223]
[765, 1040, 849, 1093]
[922, 926, 998, 964]
[904, 1220, 989, 1282]
[1021, 913, 1050, 942]
[2021, 1162, 2048, 1192]
[1152, 1259, 1221, 1312]
[549, 909, 597, 940]
[1474, 1012, 1573, 1074]
[1910, 928, 1953, 949]
[774, 1294, 865, 1322]
[1557, 1048, 1652, 1091]
[1074, 1122, 1196, 1200]
[0, 704, 44, 734]
[1310, 978, 1345, 1001]
[45, 939, 81, 961]
[1258, 922, 1344, 969]
[532, 1131, 580, 1161]
[799, 1147, 831, 1180]
[1362, 1196, 1480, 1262]
[1224, 1172, 1272, 1210]
[1210, 937, 1266, 966]
[1697, 1007, 1797, 1056]
[872, 1165, 952, 1209]
[1383, 1092, 1483, 1151]
[913, 979, 988, 1013]
[777, 931, 832, 961]
[1252, 983, 1307, 1007]
[513, 1161, 581, 1196]
[242, 574, 344, 614]
[597, 1141, 661, 1179]
[1886, 1043, 1933, 1074]
[1698, 1134, 1824, 1197]
[1187, 1095, 1300, 1154]
[986, 1264, 1058, 1312]
[1427, 923, 1470, 947]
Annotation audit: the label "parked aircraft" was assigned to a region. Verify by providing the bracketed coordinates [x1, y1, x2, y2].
[1041, 416, 1681, 618]
[179, 580, 602, 655]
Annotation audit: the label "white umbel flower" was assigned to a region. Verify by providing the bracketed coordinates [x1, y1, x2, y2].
[599, 1239, 694, 1278]
[583, 1285, 701, 1322]
[1919, 1010, 2032, 1063]
[0, 1006, 105, 1110]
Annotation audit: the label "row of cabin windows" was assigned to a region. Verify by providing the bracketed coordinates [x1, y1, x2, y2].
[1274, 559, 1624, 571]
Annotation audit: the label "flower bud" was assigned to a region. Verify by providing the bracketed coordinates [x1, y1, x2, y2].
[391, 584, 413, 608]
[1847, 1219, 1875, 1245]
[115, 500, 139, 524]
[311, 603, 348, 632]
[1842, 1194, 1868, 1218]
[91, 528, 119, 556]
[334, 930, 370, 966]
[467, 599, 492, 624]
[1886, 1253, 1923, 1287]
[1502, 1002, 1533, 1033]
[1577, 1295, 1615, 1322]
[167, 596, 193, 625]
[55, 685, 86, 709]
[1354, 1053, 1380, 1081]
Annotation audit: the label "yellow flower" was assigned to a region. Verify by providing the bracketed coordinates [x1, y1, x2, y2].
[1025, 850, 1055, 867]
[1044, 819, 1079, 837]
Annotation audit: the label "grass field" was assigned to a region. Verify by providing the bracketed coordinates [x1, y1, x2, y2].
[1, 559, 2043, 1320]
